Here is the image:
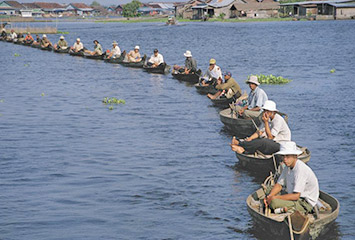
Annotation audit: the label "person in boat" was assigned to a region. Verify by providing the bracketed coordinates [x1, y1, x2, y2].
[233, 75, 268, 119]
[71, 38, 84, 52]
[173, 50, 197, 74]
[1, 28, 7, 39]
[9, 29, 17, 40]
[230, 100, 290, 155]
[265, 141, 319, 214]
[85, 40, 103, 56]
[16, 32, 24, 43]
[106, 41, 121, 59]
[147, 49, 164, 68]
[126, 46, 141, 62]
[24, 32, 34, 44]
[207, 71, 241, 100]
[54, 35, 68, 50]
[201, 58, 222, 86]
[40, 34, 52, 48]
[32, 34, 41, 46]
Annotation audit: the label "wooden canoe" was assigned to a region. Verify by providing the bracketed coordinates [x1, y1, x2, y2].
[69, 50, 85, 57]
[53, 47, 69, 53]
[104, 51, 126, 64]
[31, 43, 41, 48]
[143, 63, 171, 74]
[171, 69, 202, 84]
[235, 146, 311, 174]
[194, 83, 218, 95]
[210, 92, 241, 108]
[121, 55, 146, 68]
[247, 189, 339, 240]
[40, 46, 53, 51]
[84, 52, 106, 60]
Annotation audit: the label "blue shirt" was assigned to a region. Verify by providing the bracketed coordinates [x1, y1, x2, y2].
[248, 86, 268, 110]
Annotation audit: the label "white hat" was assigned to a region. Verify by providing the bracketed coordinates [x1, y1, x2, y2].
[262, 100, 278, 112]
[184, 50, 192, 57]
[60, 36, 64, 39]
[134, 45, 140, 50]
[76, 38, 80, 41]
[246, 75, 260, 86]
[42, 34, 47, 38]
[112, 41, 117, 45]
[276, 141, 302, 155]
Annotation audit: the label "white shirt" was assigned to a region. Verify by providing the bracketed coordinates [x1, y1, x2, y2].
[10, 32, 17, 39]
[148, 53, 164, 65]
[111, 46, 121, 57]
[73, 42, 83, 51]
[259, 113, 291, 142]
[205, 65, 222, 80]
[278, 160, 319, 207]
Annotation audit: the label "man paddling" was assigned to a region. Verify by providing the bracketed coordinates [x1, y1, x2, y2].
[265, 141, 319, 214]
[233, 75, 268, 119]
[230, 100, 290, 155]
[208, 71, 241, 100]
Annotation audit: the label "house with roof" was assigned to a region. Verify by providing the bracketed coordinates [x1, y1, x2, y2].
[280, 0, 355, 19]
[0, 5, 16, 15]
[0, 1, 24, 15]
[66, 3, 94, 16]
[34, 2, 66, 15]
[22, 3, 44, 17]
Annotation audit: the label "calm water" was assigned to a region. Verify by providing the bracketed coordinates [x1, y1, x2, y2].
[0, 20, 354, 240]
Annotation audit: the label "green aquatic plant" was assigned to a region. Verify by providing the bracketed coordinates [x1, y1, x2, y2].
[41, 93, 45, 96]
[103, 97, 126, 110]
[330, 69, 336, 73]
[14, 53, 20, 57]
[248, 74, 292, 84]
[24, 64, 29, 67]
[0, 99, 3, 103]
[57, 31, 69, 34]
[109, 106, 114, 110]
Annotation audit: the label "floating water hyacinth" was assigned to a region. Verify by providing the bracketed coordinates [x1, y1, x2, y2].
[103, 97, 126, 110]
[24, 64, 29, 67]
[41, 93, 45, 96]
[109, 106, 114, 110]
[330, 69, 336, 73]
[14, 53, 20, 57]
[248, 74, 292, 84]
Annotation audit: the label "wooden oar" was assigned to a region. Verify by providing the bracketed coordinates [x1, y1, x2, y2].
[287, 214, 295, 240]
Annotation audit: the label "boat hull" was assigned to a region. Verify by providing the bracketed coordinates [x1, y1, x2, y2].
[194, 83, 218, 95]
[143, 63, 171, 74]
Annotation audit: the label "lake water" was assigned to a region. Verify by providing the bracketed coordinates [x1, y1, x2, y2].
[0, 20, 354, 240]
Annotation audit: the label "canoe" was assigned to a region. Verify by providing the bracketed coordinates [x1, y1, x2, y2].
[247, 189, 339, 240]
[84, 52, 106, 60]
[69, 50, 85, 57]
[235, 145, 311, 174]
[104, 51, 126, 64]
[13, 40, 23, 45]
[194, 83, 218, 95]
[53, 47, 69, 54]
[171, 69, 202, 84]
[143, 63, 171, 74]
[22, 41, 33, 46]
[6, 38, 13, 43]
[40, 46, 53, 51]
[210, 92, 242, 108]
[31, 44, 41, 49]
[121, 55, 146, 68]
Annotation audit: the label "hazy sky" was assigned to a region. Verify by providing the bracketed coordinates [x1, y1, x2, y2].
[19, 0, 178, 6]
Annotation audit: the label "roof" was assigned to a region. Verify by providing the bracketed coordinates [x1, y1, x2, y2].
[0, 6, 15, 10]
[280, 0, 353, 6]
[70, 3, 92, 9]
[22, 3, 41, 9]
[328, 2, 355, 6]
[208, 0, 237, 8]
[34, 2, 64, 9]
[3, 1, 23, 9]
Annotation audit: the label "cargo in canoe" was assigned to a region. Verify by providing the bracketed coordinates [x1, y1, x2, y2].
[53, 47, 69, 53]
[171, 69, 202, 84]
[143, 63, 171, 74]
[104, 51, 126, 64]
[235, 146, 310, 175]
[121, 55, 146, 68]
[247, 188, 339, 240]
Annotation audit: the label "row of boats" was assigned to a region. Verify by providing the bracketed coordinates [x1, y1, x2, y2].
[1, 36, 339, 240]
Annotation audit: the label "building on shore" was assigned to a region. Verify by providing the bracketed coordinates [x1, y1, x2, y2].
[65, 3, 93, 16]
[280, 0, 355, 20]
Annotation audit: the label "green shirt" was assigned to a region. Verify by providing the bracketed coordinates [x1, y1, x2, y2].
[216, 77, 241, 95]
[58, 39, 68, 48]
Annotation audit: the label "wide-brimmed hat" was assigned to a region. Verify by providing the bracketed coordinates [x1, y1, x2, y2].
[262, 100, 278, 112]
[209, 58, 216, 64]
[76, 38, 80, 41]
[112, 41, 117, 45]
[60, 36, 64, 39]
[184, 50, 192, 57]
[42, 34, 47, 38]
[276, 141, 302, 155]
[134, 45, 140, 50]
[246, 75, 260, 86]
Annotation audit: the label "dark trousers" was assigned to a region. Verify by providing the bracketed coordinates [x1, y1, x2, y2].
[239, 138, 280, 155]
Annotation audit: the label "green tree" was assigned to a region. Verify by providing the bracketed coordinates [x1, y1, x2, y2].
[122, 0, 141, 17]
[90, 1, 101, 7]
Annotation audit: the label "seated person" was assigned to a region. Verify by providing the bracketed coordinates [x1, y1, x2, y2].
[208, 71, 241, 100]
[24, 32, 34, 44]
[71, 38, 84, 52]
[147, 49, 164, 67]
[85, 40, 103, 56]
[126, 46, 141, 62]
[233, 75, 268, 119]
[173, 50, 197, 74]
[32, 34, 41, 45]
[1, 28, 7, 39]
[40, 34, 52, 48]
[201, 58, 222, 86]
[230, 100, 290, 155]
[54, 35, 68, 50]
[265, 141, 319, 214]
[8, 29, 17, 40]
[16, 32, 24, 43]
[107, 41, 121, 59]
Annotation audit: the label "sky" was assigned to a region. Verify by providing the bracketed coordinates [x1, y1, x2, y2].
[19, 0, 179, 6]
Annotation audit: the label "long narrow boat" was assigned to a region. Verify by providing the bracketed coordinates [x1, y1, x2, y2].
[103, 51, 126, 64]
[121, 55, 146, 68]
[210, 92, 241, 108]
[235, 146, 310, 174]
[22, 41, 33, 46]
[84, 52, 106, 60]
[40, 46, 53, 51]
[171, 69, 202, 84]
[31, 43, 41, 49]
[247, 189, 339, 240]
[143, 63, 171, 74]
[194, 83, 218, 95]
[53, 47, 70, 53]
[69, 50, 85, 57]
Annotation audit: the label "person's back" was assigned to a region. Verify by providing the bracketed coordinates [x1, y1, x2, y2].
[185, 57, 197, 72]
